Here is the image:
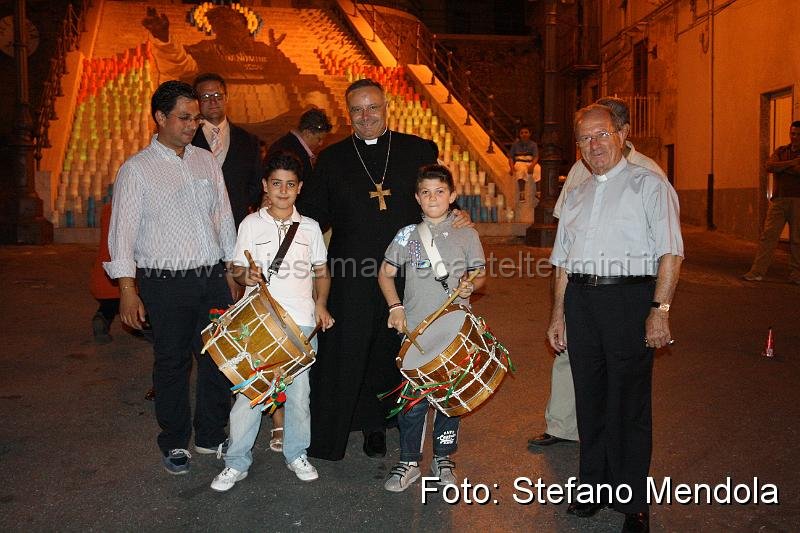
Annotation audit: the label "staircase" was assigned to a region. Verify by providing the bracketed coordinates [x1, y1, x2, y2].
[44, 1, 515, 236]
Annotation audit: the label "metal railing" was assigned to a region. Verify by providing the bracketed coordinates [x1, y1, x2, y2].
[33, 1, 90, 169]
[345, 1, 521, 154]
[614, 94, 658, 138]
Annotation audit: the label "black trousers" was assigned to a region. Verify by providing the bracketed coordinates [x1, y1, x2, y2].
[308, 277, 402, 461]
[565, 280, 655, 513]
[96, 298, 119, 323]
[137, 263, 232, 454]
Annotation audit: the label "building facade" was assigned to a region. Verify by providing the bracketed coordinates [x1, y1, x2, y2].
[588, 0, 798, 239]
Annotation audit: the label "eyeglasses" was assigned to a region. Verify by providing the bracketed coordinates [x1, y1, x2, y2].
[576, 130, 617, 146]
[199, 92, 226, 102]
[167, 113, 203, 124]
[349, 103, 384, 115]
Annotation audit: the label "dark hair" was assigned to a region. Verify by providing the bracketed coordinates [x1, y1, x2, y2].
[345, 78, 384, 98]
[416, 164, 455, 192]
[151, 80, 196, 121]
[596, 96, 630, 129]
[193, 72, 227, 93]
[299, 108, 332, 133]
[792, 120, 800, 129]
[518, 125, 532, 134]
[264, 151, 303, 181]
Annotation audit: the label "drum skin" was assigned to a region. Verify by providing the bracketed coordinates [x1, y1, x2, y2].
[397, 305, 507, 417]
[201, 288, 315, 402]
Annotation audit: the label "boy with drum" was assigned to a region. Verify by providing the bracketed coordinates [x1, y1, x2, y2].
[210, 152, 334, 491]
[378, 164, 486, 492]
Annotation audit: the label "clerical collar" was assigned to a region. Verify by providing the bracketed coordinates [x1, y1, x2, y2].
[594, 157, 627, 183]
[354, 128, 389, 145]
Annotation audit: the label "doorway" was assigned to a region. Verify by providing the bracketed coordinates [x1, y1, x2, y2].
[760, 89, 794, 240]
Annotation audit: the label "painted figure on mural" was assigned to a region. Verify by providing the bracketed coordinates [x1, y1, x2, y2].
[142, 5, 332, 128]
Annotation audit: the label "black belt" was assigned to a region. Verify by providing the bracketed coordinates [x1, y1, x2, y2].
[568, 274, 655, 286]
[137, 261, 226, 279]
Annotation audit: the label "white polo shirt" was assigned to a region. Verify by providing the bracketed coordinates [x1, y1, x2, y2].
[233, 206, 327, 327]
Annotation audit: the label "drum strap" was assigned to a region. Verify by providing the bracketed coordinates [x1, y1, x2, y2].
[417, 222, 450, 293]
[266, 222, 300, 284]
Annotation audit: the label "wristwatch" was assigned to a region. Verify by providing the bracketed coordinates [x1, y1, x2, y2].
[651, 301, 670, 312]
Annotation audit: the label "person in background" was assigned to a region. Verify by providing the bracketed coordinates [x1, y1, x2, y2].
[743, 120, 800, 284]
[268, 108, 333, 182]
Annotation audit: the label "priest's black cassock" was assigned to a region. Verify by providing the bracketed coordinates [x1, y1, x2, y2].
[297, 130, 437, 461]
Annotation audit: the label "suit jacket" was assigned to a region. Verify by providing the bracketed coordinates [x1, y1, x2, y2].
[267, 132, 313, 183]
[193, 122, 263, 228]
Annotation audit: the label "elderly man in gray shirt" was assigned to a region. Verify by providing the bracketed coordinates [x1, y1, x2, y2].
[548, 104, 683, 533]
[530, 97, 668, 449]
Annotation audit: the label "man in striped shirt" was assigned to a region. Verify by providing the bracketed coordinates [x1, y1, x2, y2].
[104, 80, 238, 475]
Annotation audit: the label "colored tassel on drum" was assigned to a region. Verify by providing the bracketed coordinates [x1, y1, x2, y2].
[482, 324, 515, 372]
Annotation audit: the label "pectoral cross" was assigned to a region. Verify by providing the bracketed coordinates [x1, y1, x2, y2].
[369, 183, 391, 211]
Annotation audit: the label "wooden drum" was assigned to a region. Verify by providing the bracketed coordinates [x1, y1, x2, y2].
[397, 305, 508, 417]
[201, 286, 315, 405]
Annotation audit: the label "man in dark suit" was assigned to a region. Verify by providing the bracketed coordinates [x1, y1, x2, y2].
[267, 108, 333, 182]
[192, 73, 263, 228]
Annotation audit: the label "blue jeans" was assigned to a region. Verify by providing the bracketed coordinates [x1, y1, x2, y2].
[398, 402, 460, 462]
[225, 325, 316, 471]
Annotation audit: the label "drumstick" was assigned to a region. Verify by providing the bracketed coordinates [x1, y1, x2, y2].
[402, 326, 425, 355]
[305, 322, 322, 344]
[243, 250, 267, 289]
[417, 269, 482, 335]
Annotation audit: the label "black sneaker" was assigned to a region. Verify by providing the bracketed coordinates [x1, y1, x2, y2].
[92, 312, 112, 344]
[162, 449, 191, 475]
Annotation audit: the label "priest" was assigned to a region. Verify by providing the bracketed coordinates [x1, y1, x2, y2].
[298, 79, 469, 460]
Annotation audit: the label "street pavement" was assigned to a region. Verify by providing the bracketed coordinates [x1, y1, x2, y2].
[0, 225, 797, 532]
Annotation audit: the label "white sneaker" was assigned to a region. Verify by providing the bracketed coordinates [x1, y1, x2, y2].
[431, 456, 456, 485]
[384, 461, 421, 492]
[287, 455, 318, 481]
[210, 467, 248, 492]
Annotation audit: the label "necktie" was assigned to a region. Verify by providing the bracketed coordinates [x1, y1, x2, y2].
[210, 127, 222, 159]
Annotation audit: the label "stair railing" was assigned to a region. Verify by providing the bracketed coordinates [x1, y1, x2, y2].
[33, 1, 90, 170]
[346, 0, 520, 154]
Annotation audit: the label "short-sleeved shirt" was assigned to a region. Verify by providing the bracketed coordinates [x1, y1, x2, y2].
[770, 143, 800, 198]
[509, 139, 539, 162]
[550, 157, 684, 276]
[233, 206, 327, 327]
[384, 213, 486, 330]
